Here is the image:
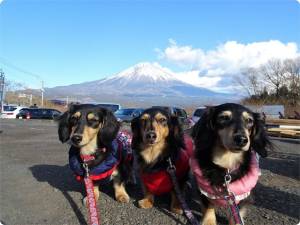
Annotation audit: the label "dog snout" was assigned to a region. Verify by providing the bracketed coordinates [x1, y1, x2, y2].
[233, 133, 248, 147]
[71, 134, 83, 144]
[145, 131, 157, 143]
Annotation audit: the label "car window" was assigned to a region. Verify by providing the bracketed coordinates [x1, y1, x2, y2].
[3, 106, 17, 111]
[115, 109, 134, 115]
[194, 108, 205, 117]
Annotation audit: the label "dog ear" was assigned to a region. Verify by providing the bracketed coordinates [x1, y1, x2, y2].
[98, 109, 120, 148]
[57, 111, 71, 143]
[251, 113, 271, 158]
[169, 115, 185, 149]
[130, 116, 141, 150]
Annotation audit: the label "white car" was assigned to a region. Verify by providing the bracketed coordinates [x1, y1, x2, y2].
[1, 105, 25, 119]
[191, 107, 206, 124]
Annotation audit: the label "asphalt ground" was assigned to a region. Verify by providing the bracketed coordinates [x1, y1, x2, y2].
[0, 119, 299, 225]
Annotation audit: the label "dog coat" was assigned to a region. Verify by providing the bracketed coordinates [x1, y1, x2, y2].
[190, 150, 259, 207]
[69, 131, 132, 183]
[140, 136, 193, 196]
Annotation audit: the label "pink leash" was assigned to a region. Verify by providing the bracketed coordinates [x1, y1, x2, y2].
[82, 158, 100, 225]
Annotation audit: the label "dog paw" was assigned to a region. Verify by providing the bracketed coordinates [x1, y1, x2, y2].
[116, 193, 130, 203]
[171, 206, 183, 215]
[138, 198, 154, 209]
[202, 219, 217, 225]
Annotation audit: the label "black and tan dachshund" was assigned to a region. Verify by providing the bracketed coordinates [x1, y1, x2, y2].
[131, 107, 192, 214]
[57, 104, 133, 204]
[190, 103, 272, 225]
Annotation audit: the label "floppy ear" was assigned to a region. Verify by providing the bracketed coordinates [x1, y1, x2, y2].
[251, 113, 271, 158]
[191, 107, 216, 154]
[98, 109, 120, 149]
[168, 115, 185, 149]
[131, 116, 141, 150]
[57, 111, 71, 143]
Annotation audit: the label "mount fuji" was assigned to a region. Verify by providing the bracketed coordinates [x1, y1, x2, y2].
[45, 62, 238, 106]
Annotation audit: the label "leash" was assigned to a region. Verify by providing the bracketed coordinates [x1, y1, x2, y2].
[82, 161, 100, 225]
[224, 171, 244, 225]
[167, 157, 200, 225]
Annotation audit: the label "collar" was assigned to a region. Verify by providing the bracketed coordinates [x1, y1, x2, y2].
[80, 148, 107, 167]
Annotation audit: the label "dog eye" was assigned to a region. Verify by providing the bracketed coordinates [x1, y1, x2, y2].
[219, 115, 231, 121]
[70, 117, 78, 125]
[158, 118, 167, 123]
[246, 118, 253, 126]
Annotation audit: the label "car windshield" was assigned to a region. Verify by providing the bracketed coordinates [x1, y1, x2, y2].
[3, 106, 17, 111]
[97, 104, 120, 112]
[194, 108, 205, 117]
[115, 109, 135, 115]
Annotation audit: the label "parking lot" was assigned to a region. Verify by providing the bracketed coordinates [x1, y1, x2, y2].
[0, 119, 299, 225]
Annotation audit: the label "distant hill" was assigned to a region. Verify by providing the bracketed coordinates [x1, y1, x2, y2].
[45, 62, 240, 107]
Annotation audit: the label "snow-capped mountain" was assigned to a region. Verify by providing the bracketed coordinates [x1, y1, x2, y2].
[45, 62, 237, 106]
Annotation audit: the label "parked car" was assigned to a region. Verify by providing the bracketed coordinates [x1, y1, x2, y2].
[96, 103, 121, 112]
[114, 108, 144, 123]
[191, 106, 206, 124]
[151, 106, 189, 128]
[16, 108, 62, 120]
[1, 105, 25, 119]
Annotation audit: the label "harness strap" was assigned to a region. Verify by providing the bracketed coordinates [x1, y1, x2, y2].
[167, 158, 200, 225]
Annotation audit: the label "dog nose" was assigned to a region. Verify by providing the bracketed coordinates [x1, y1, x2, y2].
[145, 131, 157, 142]
[233, 134, 248, 147]
[71, 135, 82, 144]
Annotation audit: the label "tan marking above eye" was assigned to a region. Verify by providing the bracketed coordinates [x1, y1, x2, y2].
[219, 110, 232, 117]
[154, 113, 167, 122]
[87, 113, 99, 121]
[72, 111, 81, 118]
[141, 114, 150, 120]
[242, 111, 253, 120]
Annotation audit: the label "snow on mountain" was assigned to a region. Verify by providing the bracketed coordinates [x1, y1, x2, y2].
[45, 62, 237, 105]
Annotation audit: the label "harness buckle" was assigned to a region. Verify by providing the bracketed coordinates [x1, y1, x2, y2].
[83, 163, 89, 178]
[167, 157, 176, 173]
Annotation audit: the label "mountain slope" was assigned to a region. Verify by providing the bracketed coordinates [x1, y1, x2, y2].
[45, 62, 237, 105]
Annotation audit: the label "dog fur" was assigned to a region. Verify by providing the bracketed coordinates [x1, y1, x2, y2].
[191, 103, 271, 225]
[131, 107, 188, 214]
[57, 104, 131, 204]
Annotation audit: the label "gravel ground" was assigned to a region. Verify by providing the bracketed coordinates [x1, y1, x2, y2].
[0, 119, 299, 225]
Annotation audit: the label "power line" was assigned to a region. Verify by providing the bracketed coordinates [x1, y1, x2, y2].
[0, 56, 44, 81]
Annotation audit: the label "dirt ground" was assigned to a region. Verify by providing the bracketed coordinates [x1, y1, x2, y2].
[0, 119, 299, 225]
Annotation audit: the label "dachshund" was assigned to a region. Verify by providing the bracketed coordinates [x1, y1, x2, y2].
[57, 104, 133, 204]
[131, 107, 193, 214]
[190, 103, 271, 225]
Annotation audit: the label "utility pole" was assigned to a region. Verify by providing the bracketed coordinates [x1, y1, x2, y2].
[0, 69, 5, 113]
[41, 80, 44, 107]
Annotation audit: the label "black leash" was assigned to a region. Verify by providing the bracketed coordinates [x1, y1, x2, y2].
[167, 157, 200, 225]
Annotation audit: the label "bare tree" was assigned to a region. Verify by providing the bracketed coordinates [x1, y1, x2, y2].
[284, 57, 300, 105]
[260, 59, 287, 98]
[237, 67, 263, 96]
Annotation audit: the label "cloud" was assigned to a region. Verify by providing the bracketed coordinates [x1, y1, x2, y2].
[297, 0, 300, 4]
[157, 39, 300, 93]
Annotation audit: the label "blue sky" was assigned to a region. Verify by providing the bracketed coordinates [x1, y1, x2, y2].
[0, 0, 299, 91]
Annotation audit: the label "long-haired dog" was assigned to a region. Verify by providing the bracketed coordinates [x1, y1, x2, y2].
[190, 103, 271, 225]
[131, 108, 192, 214]
[57, 104, 133, 204]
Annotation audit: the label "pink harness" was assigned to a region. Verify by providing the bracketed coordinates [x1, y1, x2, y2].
[190, 151, 259, 207]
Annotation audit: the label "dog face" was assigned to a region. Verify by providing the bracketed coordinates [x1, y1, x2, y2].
[214, 105, 255, 152]
[131, 108, 184, 152]
[192, 103, 270, 157]
[57, 104, 120, 150]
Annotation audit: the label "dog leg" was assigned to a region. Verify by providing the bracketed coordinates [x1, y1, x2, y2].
[202, 203, 217, 225]
[170, 191, 183, 214]
[113, 171, 130, 203]
[138, 190, 154, 209]
[82, 185, 100, 206]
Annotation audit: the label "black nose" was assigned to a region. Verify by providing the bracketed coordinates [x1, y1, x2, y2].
[145, 131, 157, 142]
[71, 135, 82, 144]
[233, 134, 248, 147]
